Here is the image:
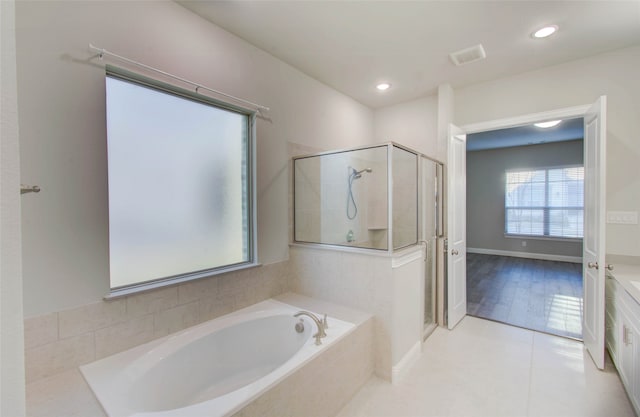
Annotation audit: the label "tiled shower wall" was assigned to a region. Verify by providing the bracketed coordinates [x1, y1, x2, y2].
[23, 261, 289, 384]
[289, 245, 393, 379]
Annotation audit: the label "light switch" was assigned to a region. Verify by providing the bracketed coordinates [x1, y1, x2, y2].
[607, 211, 639, 225]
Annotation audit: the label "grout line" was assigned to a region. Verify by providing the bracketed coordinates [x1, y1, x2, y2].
[55, 311, 61, 341]
[526, 331, 536, 417]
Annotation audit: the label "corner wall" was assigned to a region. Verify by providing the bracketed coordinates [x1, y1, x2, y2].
[373, 95, 440, 160]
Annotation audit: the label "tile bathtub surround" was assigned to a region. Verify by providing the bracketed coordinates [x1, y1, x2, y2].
[289, 244, 424, 381]
[25, 293, 373, 417]
[289, 246, 392, 378]
[232, 310, 375, 417]
[23, 261, 290, 384]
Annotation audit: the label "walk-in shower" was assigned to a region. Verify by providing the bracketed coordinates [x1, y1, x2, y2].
[293, 142, 444, 339]
[293, 143, 419, 252]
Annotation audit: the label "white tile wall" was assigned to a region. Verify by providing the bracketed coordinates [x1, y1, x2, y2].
[289, 244, 425, 381]
[24, 261, 290, 384]
[290, 245, 397, 379]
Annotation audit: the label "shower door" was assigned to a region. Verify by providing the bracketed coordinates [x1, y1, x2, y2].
[421, 156, 442, 338]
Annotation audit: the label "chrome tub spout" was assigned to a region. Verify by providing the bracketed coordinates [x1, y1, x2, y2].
[294, 311, 327, 345]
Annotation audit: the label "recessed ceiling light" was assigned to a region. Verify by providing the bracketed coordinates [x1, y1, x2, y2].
[532, 25, 558, 39]
[376, 83, 391, 91]
[534, 120, 562, 128]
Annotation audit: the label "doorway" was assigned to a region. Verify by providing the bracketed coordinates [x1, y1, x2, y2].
[446, 97, 608, 369]
[465, 120, 585, 339]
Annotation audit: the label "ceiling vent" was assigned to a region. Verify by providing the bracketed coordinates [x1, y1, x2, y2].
[449, 44, 486, 66]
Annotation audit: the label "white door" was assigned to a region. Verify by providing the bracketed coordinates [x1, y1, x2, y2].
[583, 96, 607, 370]
[447, 124, 467, 329]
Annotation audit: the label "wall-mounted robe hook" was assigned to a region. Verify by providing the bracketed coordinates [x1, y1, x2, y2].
[21, 185, 41, 195]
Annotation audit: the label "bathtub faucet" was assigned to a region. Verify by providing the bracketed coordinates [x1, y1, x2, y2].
[294, 311, 327, 345]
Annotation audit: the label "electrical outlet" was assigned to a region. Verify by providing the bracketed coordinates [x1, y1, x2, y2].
[607, 211, 639, 225]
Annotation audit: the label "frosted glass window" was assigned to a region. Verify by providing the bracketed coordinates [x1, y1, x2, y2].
[505, 166, 583, 239]
[106, 72, 253, 290]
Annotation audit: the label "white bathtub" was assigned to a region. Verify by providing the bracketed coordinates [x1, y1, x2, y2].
[80, 299, 354, 417]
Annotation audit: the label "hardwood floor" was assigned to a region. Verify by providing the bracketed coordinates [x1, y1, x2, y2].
[466, 253, 583, 339]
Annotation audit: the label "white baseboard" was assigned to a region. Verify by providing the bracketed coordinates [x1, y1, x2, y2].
[467, 247, 582, 264]
[391, 341, 422, 385]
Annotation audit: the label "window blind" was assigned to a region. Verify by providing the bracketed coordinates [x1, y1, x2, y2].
[505, 166, 583, 239]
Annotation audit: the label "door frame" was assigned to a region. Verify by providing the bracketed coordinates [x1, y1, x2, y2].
[448, 102, 598, 328]
[460, 104, 590, 135]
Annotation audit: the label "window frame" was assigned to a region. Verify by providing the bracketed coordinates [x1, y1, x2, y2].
[104, 65, 258, 299]
[504, 164, 584, 241]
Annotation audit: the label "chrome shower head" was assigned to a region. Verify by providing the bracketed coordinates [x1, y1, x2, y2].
[353, 167, 373, 176]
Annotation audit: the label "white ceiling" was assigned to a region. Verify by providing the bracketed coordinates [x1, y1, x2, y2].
[178, 1, 640, 109]
[467, 118, 584, 151]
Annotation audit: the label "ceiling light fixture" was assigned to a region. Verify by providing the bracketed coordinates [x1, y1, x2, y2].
[376, 83, 391, 91]
[534, 120, 562, 128]
[532, 25, 558, 39]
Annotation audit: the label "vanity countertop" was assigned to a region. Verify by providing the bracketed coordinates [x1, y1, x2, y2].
[608, 264, 640, 305]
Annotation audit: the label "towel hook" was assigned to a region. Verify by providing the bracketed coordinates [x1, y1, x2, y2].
[21, 184, 40, 195]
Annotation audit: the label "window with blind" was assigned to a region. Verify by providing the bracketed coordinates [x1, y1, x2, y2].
[505, 166, 584, 239]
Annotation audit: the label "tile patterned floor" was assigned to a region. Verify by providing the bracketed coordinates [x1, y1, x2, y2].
[466, 254, 583, 339]
[337, 316, 634, 417]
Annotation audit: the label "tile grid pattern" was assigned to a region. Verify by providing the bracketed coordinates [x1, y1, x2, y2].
[25, 294, 376, 417]
[337, 316, 635, 417]
[23, 261, 289, 384]
[467, 253, 583, 339]
[289, 245, 395, 380]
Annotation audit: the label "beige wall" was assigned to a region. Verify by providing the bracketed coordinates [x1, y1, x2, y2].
[455, 45, 640, 257]
[467, 140, 584, 258]
[373, 95, 440, 160]
[16, 1, 374, 317]
[1, 0, 26, 414]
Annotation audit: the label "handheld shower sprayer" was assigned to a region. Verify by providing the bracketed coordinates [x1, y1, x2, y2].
[351, 167, 373, 179]
[347, 167, 373, 219]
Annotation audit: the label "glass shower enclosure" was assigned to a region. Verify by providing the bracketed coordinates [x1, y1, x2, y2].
[293, 143, 418, 252]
